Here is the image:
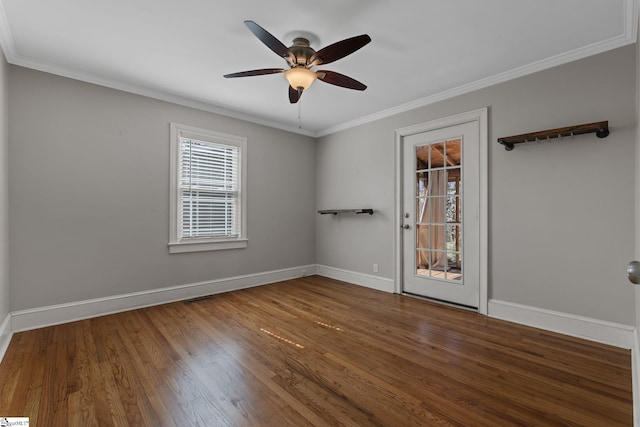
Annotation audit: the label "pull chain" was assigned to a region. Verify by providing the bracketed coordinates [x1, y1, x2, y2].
[297, 99, 303, 129]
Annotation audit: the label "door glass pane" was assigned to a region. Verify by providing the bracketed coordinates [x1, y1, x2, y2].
[430, 170, 445, 197]
[427, 196, 444, 224]
[445, 139, 461, 167]
[415, 224, 429, 250]
[416, 172, 428, 196]
[416, 197, 427, 221]
[414, 138, 463, 282]
[430, 142, 445, 168]
[446, 224, 458, 244]
[446, 252, 462, 280]
[446, 196, 459, 223]
[447, 169, 461, 194]
[417, 250, 430, 271]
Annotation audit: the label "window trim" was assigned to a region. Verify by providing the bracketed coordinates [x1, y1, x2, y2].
[169, 123, 247, 253]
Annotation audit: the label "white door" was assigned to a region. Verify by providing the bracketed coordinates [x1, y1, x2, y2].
[401, 120, 481, 308]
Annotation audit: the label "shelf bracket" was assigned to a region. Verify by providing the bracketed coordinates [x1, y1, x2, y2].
[318, 209, 374, 215]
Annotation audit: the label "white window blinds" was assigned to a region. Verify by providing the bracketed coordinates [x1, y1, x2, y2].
[179, 137, 240, 240]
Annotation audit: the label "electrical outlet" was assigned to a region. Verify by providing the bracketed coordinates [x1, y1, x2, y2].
[373, 263, 379, 273]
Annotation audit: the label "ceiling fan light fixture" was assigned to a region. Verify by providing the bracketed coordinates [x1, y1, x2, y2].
[225, 21, 371, 104]
[284, 67, 316, 90]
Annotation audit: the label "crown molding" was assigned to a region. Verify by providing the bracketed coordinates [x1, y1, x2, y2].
[0, 0, 15, 61]
[0, 7, 315, 138]
[0, 0, 637, 139]
[9, 55, 316, 137]
[317, 7, 638, 137]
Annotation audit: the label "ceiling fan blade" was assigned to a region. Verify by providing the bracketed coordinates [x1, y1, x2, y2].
[317, 70, 367, 90]
[244, 20, 291, 59]
[289, 86, 302, 103]
[224, 68, 285, 78]
[310, 34, 371, 65]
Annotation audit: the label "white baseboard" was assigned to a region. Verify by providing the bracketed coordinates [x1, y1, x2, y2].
[11, 264, 316, 333]
[488, 299, 635, 349]
[316, 265, 395, 293]
[0, 312, 13, 364]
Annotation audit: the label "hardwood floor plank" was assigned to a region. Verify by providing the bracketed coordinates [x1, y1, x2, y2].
[133, 300, 316, 426]
[113, 310, 208, 426]
[2, 332, 35, 415]
[68, 321, 99, 427]
[180, 304, 329, 426]
[287, 350, 458, 427]
[0, 276, 632, 426]
[252, 280, 631, 424]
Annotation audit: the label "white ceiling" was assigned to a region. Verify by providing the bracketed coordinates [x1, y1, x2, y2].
[0, 0, 636, 136]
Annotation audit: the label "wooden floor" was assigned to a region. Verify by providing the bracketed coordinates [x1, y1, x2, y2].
[0, 276, 633, 426]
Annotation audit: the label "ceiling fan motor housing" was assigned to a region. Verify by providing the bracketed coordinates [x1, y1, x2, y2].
[289, 38, 316, 67]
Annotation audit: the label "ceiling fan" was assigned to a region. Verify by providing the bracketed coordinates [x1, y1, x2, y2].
[224, 20, 371, 104]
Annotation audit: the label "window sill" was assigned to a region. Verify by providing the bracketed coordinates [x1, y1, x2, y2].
[168, 238, 248, 253]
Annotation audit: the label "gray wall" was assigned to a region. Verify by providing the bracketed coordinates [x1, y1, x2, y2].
[8, 67, 316, 311]
[316, 45, 637, 326]
[6, 44, 637, 327]
[0, 53, 8, 326]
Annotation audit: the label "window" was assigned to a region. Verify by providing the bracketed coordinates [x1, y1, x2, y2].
[169, 123, 247, 253]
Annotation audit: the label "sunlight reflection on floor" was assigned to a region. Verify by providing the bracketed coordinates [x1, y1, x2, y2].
[259, 328, 304, 348]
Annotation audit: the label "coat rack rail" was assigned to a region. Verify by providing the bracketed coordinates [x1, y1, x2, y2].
[318, 209, 374, 215]
[497, 121, 609, 151]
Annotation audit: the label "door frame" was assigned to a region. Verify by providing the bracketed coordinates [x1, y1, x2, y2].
[394, 108, 489, 314]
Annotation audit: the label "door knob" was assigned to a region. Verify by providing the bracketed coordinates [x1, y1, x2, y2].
[401, 224, 410, 229]
[627, 261, 640, 284]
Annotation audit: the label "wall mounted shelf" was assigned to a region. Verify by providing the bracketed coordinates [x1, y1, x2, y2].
[497, 121, 609, 151]
[318, 209, 374, 215]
